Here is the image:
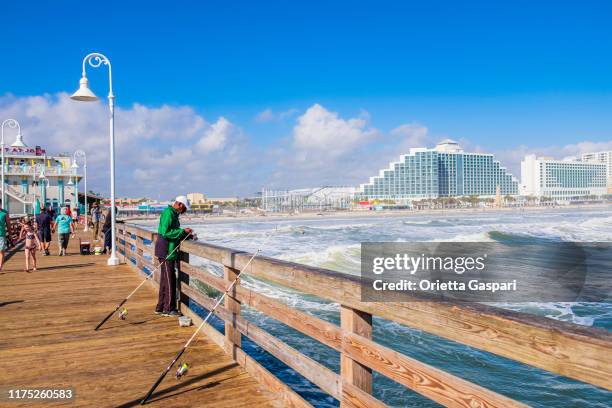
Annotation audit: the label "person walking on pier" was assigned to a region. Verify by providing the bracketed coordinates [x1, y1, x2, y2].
[52, 207, 74, 256]
[101, 206, 118, 254]
[154, 196, 192, 317]
[19, 216, 41, 272]
[91, 202, 101, 241]
[36, 207, 52, 256]
[0, 199, 11, 271]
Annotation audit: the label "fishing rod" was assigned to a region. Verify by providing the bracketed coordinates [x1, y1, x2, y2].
[140, 228, 276, 405]
[94, 232, 195, 331]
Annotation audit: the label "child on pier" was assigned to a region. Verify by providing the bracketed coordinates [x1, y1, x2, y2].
[19, 217, 41, 272]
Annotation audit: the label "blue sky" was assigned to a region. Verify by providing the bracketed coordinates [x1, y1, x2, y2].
[1, 1, 611, 197]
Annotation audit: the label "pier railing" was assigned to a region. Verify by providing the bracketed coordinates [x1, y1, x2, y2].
[114, 222, 612, 407]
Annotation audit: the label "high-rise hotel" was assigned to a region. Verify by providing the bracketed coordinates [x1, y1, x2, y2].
[581, 150, 612, 193]
[359, 140, 518, 201]
[520, 155, 607, 199]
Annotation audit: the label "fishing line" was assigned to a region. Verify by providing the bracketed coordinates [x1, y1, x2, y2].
[94, 231, 195, 331]
[140, 227, 277, 405]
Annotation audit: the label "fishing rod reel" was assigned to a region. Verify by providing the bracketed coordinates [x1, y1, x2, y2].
[175, 362, 189, 379]
[119, 307, 128, 320]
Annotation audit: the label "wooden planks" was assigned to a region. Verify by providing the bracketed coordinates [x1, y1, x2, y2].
[181, 284, 341, 400]
[180, 261, 343, 352]
[343, 331, 527, 408]
[340, 305, 373, 404]
[0, 229, 280, 407]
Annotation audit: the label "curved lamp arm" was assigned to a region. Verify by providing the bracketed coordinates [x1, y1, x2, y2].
[1, 118, 20, 145]
[73, 149, 87, 165]
[81, 53, 113, 99]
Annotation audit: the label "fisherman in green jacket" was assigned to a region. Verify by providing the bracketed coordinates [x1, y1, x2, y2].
[154, 195, 192, 317]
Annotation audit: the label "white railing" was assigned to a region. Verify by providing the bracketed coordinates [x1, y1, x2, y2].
[3, 165, 77, 177]
[2, 185, 35, 203]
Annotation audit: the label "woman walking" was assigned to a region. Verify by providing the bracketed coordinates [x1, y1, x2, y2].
[52, 207, 74, 256]
[19, 216, 41, 272]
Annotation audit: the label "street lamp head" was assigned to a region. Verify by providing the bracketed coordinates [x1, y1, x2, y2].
[71, 161, 79, 169]
[67, 178, 74, 186]
[71, 77, 99, 102]
[11, 132, 27, 147]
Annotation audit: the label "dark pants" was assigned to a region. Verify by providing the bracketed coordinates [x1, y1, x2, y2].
[58, 233, 70, 249]
[156, 258, 177, 313]
[38, 228, 52, 243]
[103, 229, 112, 250]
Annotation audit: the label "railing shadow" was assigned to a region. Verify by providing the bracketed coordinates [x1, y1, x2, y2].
[113, 363, 239, 408]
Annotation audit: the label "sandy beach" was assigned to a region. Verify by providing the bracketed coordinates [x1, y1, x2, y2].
[124, 202, 612, 225]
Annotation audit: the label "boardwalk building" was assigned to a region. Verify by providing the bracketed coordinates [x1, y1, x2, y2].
[359, 140, 518, 202]
[1, 133, 82, 214]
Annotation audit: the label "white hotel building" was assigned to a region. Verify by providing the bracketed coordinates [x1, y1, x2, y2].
[520, 154, 607, 200]
[1, 133, 82, 214]
[581, 150, 612, 193]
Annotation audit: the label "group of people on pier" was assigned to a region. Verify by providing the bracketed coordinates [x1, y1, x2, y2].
[0, 200, 114, 273]
[0, 194, 193, 320]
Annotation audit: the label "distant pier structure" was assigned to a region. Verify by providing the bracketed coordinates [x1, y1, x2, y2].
[261, 186, 355, 212]
[0, 133, 82, 214]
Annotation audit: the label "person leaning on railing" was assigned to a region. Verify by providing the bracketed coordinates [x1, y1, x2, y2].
[153, 195, 193, 317]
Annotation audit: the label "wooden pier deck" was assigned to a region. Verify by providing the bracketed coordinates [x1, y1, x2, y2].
[0, 230, 279, 407]
[2, 220, 611, 408]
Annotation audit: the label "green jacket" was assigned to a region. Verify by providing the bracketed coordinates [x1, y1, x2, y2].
[155, 205, 185, 261]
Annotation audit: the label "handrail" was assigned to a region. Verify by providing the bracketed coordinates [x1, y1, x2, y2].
[114, 222, 612, 407]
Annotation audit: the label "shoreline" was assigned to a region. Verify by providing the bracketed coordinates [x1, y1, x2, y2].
[124, 202, 612, 225]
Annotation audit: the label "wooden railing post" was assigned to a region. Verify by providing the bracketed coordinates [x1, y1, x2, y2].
[151, 233, 160, 284]
[340, 305, 373, 406]
[136, 235, 144, 271]
[224, 266, 242, 359]
[178, 249, 190, 312]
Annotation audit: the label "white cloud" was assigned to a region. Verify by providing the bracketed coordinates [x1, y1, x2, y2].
[196, 117, 234, 153]
[292, 104, 378, 159]
[3, 93, 609, 197]
[255, 108, 274, 122]
[390, 123, 433, 156]
[255, 107, 299, 122]
[0, 93, 247, 198]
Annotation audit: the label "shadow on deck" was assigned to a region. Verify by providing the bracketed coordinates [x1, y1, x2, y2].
[0, 229, 280, 407]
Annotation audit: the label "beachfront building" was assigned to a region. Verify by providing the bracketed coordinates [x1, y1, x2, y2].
[1, 133, 82, 214]
[262, 187, 356, 212]
[359, 140, 518, 202]
[581, 150, 612, 193]
[520, 154, 607, 200]
[186, 193, 214, 213]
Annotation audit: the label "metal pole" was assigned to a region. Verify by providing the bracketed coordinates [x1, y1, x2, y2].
[108, 92, 119, 265]
[84, 159, 88, 231]
[1, 119, 21, 210]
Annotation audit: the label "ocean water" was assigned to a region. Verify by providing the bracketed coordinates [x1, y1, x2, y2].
[158, 207, 611, 407]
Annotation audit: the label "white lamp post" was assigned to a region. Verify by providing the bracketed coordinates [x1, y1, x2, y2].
[1, 119, 21, 210]
[39, 170, 48, 209]
[67, 177, 74, 207]
[71, 52, 119, 266]
[72, 150, 88, 231]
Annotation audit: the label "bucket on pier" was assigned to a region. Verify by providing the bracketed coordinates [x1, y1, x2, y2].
[79, 239, 91, 255]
